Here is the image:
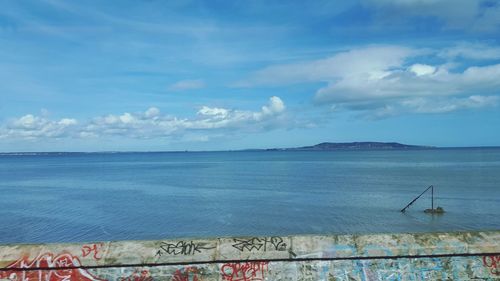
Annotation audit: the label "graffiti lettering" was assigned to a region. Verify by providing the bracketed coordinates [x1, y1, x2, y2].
[232, 237, 286, 252]
[0, 252, 104, 281]
[156, 241, 216, 257]
[221, 261, 269, 281]
[82, 243, 104, 260]
[119, 269, 153, 281]
[483, 255, 499, 275]
[172, 266, 200, 281]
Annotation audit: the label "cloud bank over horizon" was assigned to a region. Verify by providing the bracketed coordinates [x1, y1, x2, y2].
[0, 97, 288, 141]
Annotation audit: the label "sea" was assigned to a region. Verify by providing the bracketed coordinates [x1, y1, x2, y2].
[0, 148, 499, 244]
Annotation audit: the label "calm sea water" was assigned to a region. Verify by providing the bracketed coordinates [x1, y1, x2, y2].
[0, 149, 499, 244]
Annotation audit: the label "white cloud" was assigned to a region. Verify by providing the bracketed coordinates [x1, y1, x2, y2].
[0, 115, 77, 139]
[168, 79, 205, 91]
[144, 107, 160, 118]
[314, 63, 500, 103]
[262, 96, 286, 115]
[408, 64, 436, 76]
[198, 106, 230, 118]
[84, 96, 287, 136]
[241, 44, 500, 117]
[239, 46, 415, 86]
[185, 96, 286, 129]
[0, 97, 287, 141]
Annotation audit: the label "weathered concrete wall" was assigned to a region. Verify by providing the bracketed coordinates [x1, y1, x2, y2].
[0, 231, 499, 280]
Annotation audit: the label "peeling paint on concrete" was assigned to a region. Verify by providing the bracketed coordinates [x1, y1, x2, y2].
[0, 231, 499, 280]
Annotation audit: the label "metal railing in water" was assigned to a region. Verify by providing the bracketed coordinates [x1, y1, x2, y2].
[400, 185, 434, 213]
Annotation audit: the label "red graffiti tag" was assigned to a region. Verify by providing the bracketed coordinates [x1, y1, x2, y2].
[118, 269, 153, 281]
[220, 261, 269, 281]
[171, 266, 199, 281]
[82, 243, 104, 260]
[483, 255, 500, 276]
[0, 252, 105, 281]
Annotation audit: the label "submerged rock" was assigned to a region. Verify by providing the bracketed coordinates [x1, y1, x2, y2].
[424, 206, 445, 214]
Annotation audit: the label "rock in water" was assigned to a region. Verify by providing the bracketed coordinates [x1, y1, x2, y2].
[424, 206, 445, 214]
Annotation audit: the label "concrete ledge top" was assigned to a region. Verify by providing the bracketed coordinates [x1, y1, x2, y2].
[1, 230, 499, 269]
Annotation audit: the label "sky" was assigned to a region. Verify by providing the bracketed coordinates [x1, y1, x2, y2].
[1, 0, 500, 152]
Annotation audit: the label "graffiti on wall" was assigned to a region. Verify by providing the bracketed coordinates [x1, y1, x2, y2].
[0, 252, 104, 281]
[81, 243, 105, 261]
[220, 261, 269, 281]
[1, 232, 498, 281]
[231, 237, 287, 252]
[171, 266, 200, 281]
[155, 241, 216, 257]
[1, 254, 499, 281]
[118, 269, 153, 281]
[483, 255, 499, 276]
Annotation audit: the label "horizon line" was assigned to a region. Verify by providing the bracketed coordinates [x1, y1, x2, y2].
[1, 145, 500, 154]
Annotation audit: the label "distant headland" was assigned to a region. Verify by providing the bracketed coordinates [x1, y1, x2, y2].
[8, 143, 500, 155]
[261, 142, 435, 151]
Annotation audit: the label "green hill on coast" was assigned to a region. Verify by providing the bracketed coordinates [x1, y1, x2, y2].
[264, 142, 433, 151]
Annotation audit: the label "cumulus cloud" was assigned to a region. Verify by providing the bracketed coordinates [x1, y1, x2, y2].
[408, 64, 436, 76]
[190, 96, 286, 129]
[168, 79, 205, 91]
[0, 97, 287, 140]
[83, 96, 287, 138]
[241, 44, 500, 117]
[262, 96, 285, 115]
[0, 115, 77, 139]
[144, 107, 160, 118]
[315, 62, 500, 104]
[197, 106, 229, 118]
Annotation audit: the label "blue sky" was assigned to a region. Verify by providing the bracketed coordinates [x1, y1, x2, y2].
[1, 0, 500, 151]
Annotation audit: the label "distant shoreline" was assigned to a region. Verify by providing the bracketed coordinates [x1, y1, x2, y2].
[1, 142, 500, 155]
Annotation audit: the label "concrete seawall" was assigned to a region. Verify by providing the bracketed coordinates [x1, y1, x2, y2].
[0, 231, 499, 280]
